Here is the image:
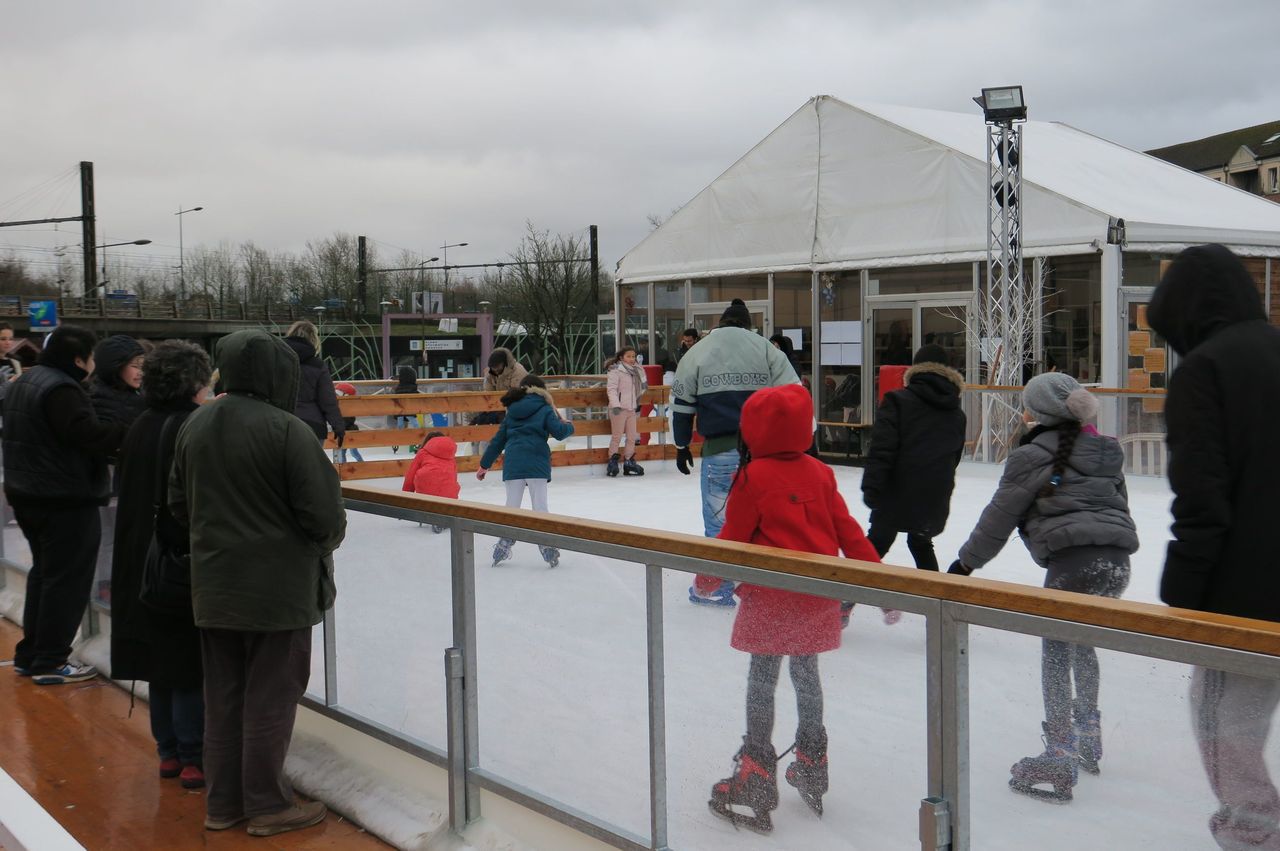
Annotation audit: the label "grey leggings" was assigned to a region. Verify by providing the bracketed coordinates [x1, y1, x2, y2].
[1041, 545, 1131, 733]
[746, 654, 823, 753]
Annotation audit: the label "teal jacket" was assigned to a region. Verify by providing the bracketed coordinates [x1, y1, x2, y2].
[169, 329, 347, 631]
[480, 386, 574, 481]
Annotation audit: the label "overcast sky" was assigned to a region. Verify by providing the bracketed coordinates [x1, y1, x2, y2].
[2, 0, 1276, 286]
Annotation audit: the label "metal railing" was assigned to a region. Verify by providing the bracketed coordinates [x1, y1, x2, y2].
[316, 483, 1280, 850]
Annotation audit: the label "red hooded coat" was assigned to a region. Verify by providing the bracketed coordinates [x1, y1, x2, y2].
[695, 384, 880, 655]
[403, 436, 461, 498]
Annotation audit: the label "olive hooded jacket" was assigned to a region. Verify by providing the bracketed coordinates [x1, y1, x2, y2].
[168, 329, 347, 631]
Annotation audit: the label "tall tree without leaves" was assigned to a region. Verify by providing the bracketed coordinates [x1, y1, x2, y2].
[489, 223, 603, 375]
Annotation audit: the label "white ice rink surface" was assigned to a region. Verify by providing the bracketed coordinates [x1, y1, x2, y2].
[319, 454, 1242, 850]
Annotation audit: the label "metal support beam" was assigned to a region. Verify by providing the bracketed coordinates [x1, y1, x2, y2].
[645, 565, 669, 850]
[323, 604, 338, 707]
[80, 161, 96, 298]
[450, 527, 481, 823]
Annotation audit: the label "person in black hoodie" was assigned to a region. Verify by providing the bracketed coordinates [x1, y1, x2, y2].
[3, 324, 127, 684]
[283, 321, 344, 445]
[860, 344, 966, 572]
[390, 365, 421, 453]
[88, 334, 146, 431]
[1149, 244, 1280, 851]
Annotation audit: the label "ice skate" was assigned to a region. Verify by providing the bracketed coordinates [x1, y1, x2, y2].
[1074, 707, 1103, 775]
[540, 545, 560, 568]
[623, 457, 645, 476]
[785, 729, 828, 816]
[840, 602, 854, 629]
[689, 580, 737, 607]
[492, 539, 513, 566]
[606, 453, 621, 477]
[1009, 723, 1077, 803]
[708, 740, 778, 834]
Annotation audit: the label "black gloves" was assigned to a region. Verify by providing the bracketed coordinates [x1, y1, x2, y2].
[947, 559, 973, 576]
[676, 446, 695, 475]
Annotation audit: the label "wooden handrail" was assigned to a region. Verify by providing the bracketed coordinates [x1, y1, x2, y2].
[964, 384, 1166, 396]
[341, 482, 1280, 658]
[338, 386, 670, 417]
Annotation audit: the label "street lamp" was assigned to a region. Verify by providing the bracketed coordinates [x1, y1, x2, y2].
[440, 241, 468, 293]
[175, 205, 204, 300]
[95, 239, 152, 295]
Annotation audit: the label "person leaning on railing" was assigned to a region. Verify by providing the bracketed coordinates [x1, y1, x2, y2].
[1149, 244, 1280, 851]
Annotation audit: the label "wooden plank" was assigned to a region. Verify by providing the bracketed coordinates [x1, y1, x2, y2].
[339, 387, 670, 417]
[325, 417, 669, 449]
[339, 483, 1280, 657]
[338, 443, 676, 480]
[965, 384, 1167, 397]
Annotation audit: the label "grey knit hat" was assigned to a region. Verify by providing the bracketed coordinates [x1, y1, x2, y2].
[1022, 372, 1098, 426]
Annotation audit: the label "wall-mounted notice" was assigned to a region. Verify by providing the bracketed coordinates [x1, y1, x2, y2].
[820, 321, 863, 366]
[782, 328, 803, 352]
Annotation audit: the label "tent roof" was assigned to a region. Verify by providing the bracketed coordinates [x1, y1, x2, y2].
[617, 97, 1280, 282]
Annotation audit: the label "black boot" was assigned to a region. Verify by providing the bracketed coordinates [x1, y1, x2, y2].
[786, 728, 828, 816]
[623, 456, 645, 476]
[606, 453, 621, 477]
[1009, 722, 1078, 803]
[709, 740, 779, 834]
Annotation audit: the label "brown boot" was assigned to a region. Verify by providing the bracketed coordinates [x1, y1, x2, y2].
[246, 801, 327, 837]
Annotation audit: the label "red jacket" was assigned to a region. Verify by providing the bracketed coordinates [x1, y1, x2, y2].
[402, 436, 460, 498]
[695, 384, 880, 655]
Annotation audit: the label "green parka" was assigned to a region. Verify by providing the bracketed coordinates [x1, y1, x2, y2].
[168, 329, 347, 631]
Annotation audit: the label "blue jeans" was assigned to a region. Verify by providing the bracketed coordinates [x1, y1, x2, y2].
[395, 415, 420, 430]
[150, 683, 205, 766]
[340, 447, 364, 463]
[700, 449, 741, 538]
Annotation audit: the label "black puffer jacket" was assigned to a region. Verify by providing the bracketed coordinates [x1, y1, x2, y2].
[861, 362, 966, 535]
[284, 336, 344, 440]
[1149, 244, 1280, 621]
[88, 335, 146, 432]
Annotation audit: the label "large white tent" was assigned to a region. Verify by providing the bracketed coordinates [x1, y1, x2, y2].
[617, 96, 1280, 282]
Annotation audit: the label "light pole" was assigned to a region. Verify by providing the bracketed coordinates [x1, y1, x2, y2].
[440, 241, 468, 310]
[95, 239, 152, 297]
[175, 205, 204, 300]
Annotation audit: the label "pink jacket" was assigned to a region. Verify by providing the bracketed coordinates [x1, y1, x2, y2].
[606, 363, 646, 410]
[403, 436, 461, 498]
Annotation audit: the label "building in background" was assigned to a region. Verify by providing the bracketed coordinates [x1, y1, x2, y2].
[1147, 120, 1280, 201]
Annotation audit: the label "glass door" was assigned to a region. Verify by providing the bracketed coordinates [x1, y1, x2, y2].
[1120, 288, 1170, 447]
[868, 305, 914, 408]
[866, 298, 974, 419]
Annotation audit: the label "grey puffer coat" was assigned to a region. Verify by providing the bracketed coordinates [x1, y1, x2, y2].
[958, 426, 1138, 570]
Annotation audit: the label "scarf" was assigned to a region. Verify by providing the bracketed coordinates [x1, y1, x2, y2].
[618, 361, 647, 398]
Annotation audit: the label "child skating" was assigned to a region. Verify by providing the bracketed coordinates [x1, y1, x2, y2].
[603, 346, 647, 477]
[949, 373, 1138, 802]
[477, 375, 574, 567]
[692, 383, 882, 833]
[403, 431, 460, 533]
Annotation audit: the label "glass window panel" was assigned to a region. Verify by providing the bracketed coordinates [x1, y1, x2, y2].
[1040, 256, 1101, 383]
[817, 272, 862, 457]
[874, 263, 973, 295]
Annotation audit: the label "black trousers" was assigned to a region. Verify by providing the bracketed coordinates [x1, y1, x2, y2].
[201, 627, 312, 820]
[866, 523, 939, 571]
[746, 654, 824, 754]
[13, 503, 101, 673]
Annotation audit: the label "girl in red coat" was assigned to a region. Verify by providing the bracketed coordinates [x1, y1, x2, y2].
[402, 432, 460, 532]
[695, 383, 882, 833]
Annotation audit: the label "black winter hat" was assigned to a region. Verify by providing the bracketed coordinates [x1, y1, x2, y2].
[719, 298, 752, 329]
[92, 334, 145, 383]
[397, 366, 418, 386]
[912, 344, 949, 367]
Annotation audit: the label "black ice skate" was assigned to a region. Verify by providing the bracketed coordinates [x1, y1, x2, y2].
[492, 539, 513, 566]
[1074, 706, 1103, 775]
[708, 741, 778, 834]
[606, 453, 621, 477]
[785, 729, 828, 816]
[1009, 722, 1078, 803]
[623, 457, 644, 476]
[539, 545, 560, 568]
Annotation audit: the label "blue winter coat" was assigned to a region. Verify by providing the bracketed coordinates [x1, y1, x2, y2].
[479, 387, 574, 481]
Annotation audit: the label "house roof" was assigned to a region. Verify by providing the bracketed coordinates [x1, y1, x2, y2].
[1146, 120, 1280, 172]
[617, 97, 1280, 282]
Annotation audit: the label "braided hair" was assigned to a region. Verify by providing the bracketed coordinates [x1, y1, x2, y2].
[1037, 420, 1082, 498]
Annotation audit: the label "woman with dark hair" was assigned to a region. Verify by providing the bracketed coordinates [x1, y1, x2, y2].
[3, 324, 127, 684]
[110, 340, 213, 789]
[88, 334, 146, 429]
[283, 321, 344, 445]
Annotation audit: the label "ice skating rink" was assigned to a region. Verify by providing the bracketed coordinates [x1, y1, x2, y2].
[318, 456, 1242, 849]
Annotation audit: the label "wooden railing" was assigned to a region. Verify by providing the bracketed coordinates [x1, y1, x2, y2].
[330, 386, 678, 480]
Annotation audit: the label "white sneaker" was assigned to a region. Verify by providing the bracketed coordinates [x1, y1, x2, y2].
[32, 663, 98, 685]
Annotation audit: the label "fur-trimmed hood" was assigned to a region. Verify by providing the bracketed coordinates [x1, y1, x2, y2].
[903, 361, 964, 410]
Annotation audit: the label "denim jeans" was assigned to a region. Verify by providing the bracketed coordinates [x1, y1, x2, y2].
[339, 447, 364, 463]
[150, 684, 205, 766]
[700, 449, 741, 538]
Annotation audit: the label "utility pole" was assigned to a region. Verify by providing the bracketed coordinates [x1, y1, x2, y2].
[356, 235, 368, 314]
[80, 162, 96, 298]
[589, 224, 599, 314]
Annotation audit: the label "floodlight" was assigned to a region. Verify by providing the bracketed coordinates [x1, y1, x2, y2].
[973, 86, 1027, 123]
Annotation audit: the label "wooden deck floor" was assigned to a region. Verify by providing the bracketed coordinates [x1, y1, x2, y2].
[0, 618, 391, 850]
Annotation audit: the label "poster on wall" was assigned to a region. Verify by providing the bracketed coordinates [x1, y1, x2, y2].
[819, 321, 862, 365]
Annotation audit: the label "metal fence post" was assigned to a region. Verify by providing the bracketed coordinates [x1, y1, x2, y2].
[923, 601, 968, 850]
[451, 527, 481, 823]
[323, 604, 338, 707]
[645, 564, 669, 849]
[445, 647, 467, 832]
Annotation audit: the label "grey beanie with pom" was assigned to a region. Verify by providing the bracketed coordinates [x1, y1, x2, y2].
[1023, 372, 1098, 426]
